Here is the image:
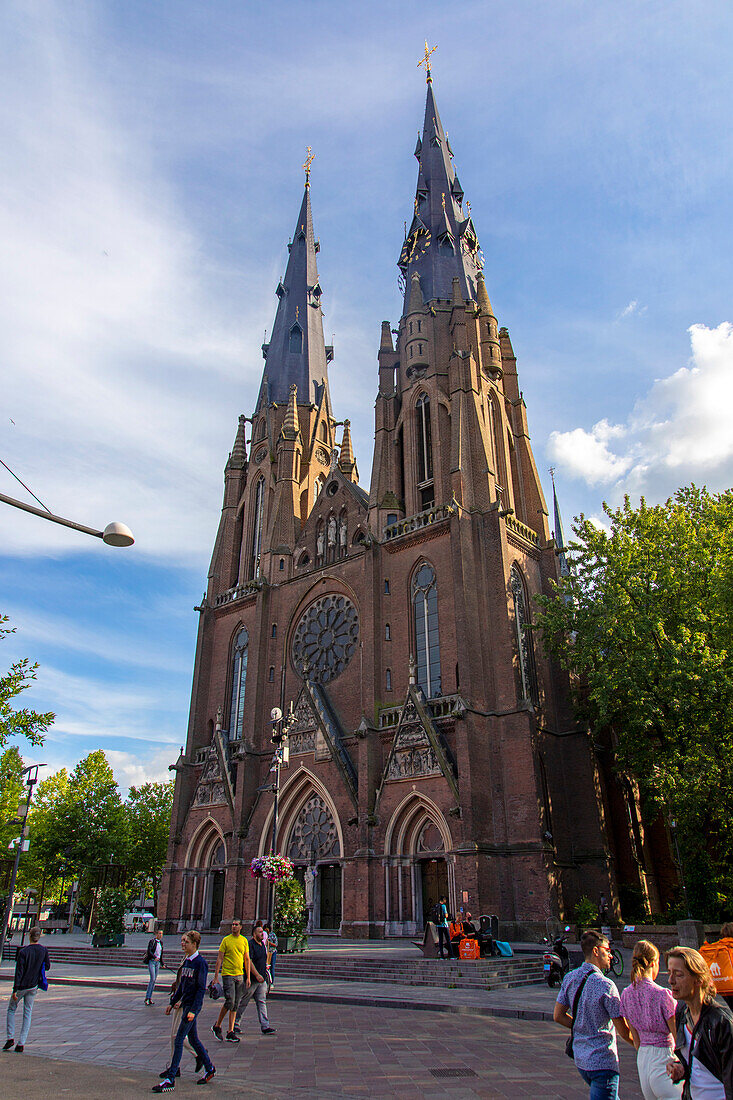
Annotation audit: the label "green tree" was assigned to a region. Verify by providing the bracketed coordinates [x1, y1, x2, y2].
[122, 780, 174, 910]
[0, 615, 54, 747]
[0, 746, 25, 852]
[536, 485, 733, 920]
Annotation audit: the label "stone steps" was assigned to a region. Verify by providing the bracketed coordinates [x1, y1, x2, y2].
[2, 943, 543, 989]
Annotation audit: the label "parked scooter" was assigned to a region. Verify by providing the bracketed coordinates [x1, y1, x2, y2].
[543, 927, 572, 987]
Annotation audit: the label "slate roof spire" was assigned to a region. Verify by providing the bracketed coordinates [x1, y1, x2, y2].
[398, 70, 483, 309]
[256, 169, 332, 413]
[550, 469, 570, 578]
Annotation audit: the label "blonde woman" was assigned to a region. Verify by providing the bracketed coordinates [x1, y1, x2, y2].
[619, 940, 681, 1099]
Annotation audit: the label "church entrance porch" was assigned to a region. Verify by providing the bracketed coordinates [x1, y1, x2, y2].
[318, 863, 342, 929]
[419, 857, 448, 928]
[209, 869, 225, 930]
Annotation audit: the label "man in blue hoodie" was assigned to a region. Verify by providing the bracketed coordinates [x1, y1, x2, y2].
[153, 930, 215, 1092]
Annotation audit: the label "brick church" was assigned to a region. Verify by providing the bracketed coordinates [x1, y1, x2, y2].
[159, 66, 673, 937]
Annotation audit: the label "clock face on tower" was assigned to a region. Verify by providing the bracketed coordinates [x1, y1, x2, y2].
[291, 594, 359, 683]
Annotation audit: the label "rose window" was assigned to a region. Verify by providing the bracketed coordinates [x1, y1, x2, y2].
[291, 594, 359, 683]
[288, 795, 339, 861]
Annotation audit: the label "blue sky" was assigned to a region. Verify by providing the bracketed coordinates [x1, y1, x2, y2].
[2, 0, 732, 790]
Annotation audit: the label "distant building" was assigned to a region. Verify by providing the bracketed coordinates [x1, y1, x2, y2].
[159, 71, 672, 936]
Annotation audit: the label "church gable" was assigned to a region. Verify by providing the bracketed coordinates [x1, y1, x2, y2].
[192, 722, 235, 813]
[375, 684, 459, 809]
[293, 465, 370, 570]
[287, 681, 358, 808]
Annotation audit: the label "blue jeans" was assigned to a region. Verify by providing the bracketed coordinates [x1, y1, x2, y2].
[146, 958, 160, 1000]
[167, 1010, 212, 1080]
[7, 987, 37, 1046]
[578, 1068, 620, 1100]
[437, 925, 450, 958]
[269, 949, 277, 980]
[235, 980, 269, 1030]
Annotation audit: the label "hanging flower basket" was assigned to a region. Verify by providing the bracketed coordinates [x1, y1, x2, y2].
[250, 854, 294, 883]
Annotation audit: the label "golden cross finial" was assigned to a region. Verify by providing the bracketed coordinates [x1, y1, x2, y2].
[417, 40, 437, 83]
[303, 146, 315, 186]
[441, 192, 446, 212]
[295, 306, 299, 320]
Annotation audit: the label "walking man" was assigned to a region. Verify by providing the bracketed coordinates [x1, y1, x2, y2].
[553, 929, 634, 1098]
[211, 918, 250, 1043]
[666, 945, 733, 1099]
[153, 930, 215, 1092]
[4, 926, 50, 1053]
[234, 923, 276, 1036]
[144, 927, 165, 1005]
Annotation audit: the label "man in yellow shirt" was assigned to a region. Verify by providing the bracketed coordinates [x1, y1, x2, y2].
[211, 919, 250, 1042]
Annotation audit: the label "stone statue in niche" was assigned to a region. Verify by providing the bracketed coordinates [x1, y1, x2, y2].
[339, 516, 347, 556]
[316, 528, 324, 559]
[327, 515, 337, 548]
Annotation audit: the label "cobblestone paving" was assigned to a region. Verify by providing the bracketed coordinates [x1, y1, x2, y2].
[1, 984, 645, 1098]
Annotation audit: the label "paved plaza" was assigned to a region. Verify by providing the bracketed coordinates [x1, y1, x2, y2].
[1, 982, 646, 1099]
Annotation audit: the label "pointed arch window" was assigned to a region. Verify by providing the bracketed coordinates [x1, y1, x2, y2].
[510, 565, 538, 704]
[251, 477, 265, 578]
[415, 393, 433, 509]
[228, 627, 249, 740]
[412, 562, 441, 698]
[289, 324, 303, 354]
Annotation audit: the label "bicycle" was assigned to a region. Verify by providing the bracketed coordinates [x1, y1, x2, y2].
[607, 947, 623, 977]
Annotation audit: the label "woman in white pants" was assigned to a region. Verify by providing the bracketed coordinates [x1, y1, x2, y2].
[620, 940, 682, 1099]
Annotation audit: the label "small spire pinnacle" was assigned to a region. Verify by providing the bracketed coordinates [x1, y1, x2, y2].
[417, 40, 437, 84]
[303, 146, 315, 188]
[281, 383, 300, 440]
[226, 414, 248, 471]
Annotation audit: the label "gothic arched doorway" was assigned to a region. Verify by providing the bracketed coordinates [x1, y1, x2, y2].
[207, 842, 226, 930]
[286, 792, 342, 931]
[383, 797, 454, 936]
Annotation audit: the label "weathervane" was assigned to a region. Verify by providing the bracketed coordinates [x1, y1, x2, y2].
[418, 40, 437, 83]
[303, 146, 315, 187]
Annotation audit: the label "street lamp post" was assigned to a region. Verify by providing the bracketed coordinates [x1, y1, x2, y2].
[266, 704, 295, 928]
[0, 490, 134, 547]
[0, 764, 45, 961]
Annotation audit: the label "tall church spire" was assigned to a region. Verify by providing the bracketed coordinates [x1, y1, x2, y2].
[398, 72, 483, 308]
[551, 470, 570, 577]
[256, 172, 332, 413]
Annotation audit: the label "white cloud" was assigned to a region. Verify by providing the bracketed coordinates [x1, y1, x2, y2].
[0, 5, 259, 565]
[105, 747, 178, 794]
[548, 418, 632, 486]
[617, 299, 647, 320]
[548, 322, 733, 501]
[3, 606, 189, 675]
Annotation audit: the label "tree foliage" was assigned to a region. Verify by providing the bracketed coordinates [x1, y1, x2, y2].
[0, 616, 54, 748]
[95, 886, 126, 938]
[535, 486, 733, 919]
[122, 781, 174, 907]
[0, 746, 25, 853]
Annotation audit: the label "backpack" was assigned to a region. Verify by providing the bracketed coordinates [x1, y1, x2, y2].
[430, 903, 443, 924]
[700, 938, 733, 996]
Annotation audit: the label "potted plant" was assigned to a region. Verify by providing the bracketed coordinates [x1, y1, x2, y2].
[92, 886, 127, 947]
[274, 877, 307, 953]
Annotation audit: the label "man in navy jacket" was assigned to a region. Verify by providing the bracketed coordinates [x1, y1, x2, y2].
[153, 930, 215, 1092]
[3, 926, 50, 1053]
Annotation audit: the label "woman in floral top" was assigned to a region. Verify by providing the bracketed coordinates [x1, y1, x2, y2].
[620, 939, 681, 1099]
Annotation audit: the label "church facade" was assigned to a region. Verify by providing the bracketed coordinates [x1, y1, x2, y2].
[159, 72, 670, 937]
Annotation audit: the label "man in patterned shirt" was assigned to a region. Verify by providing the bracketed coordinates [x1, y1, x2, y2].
[554, 929, 634, 1099]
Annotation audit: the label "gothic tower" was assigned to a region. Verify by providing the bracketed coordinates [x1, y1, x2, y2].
[160, 70, 630, 938]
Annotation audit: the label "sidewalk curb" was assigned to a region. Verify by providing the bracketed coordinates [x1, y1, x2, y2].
[0, 972, 553, 1022]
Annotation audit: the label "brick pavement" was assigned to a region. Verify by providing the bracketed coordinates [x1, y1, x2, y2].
[0, 983, 645, 1098]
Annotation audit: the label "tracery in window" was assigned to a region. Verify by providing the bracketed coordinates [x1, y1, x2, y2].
[412, 562, 441, 698]
[251, 477, 265, 578]
[511, 565, 538, 704]
[228, 627, 249, 740]
[416, 393, 433, 488]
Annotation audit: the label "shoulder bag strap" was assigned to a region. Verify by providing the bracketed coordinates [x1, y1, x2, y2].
[569, 972, 592, 1037]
